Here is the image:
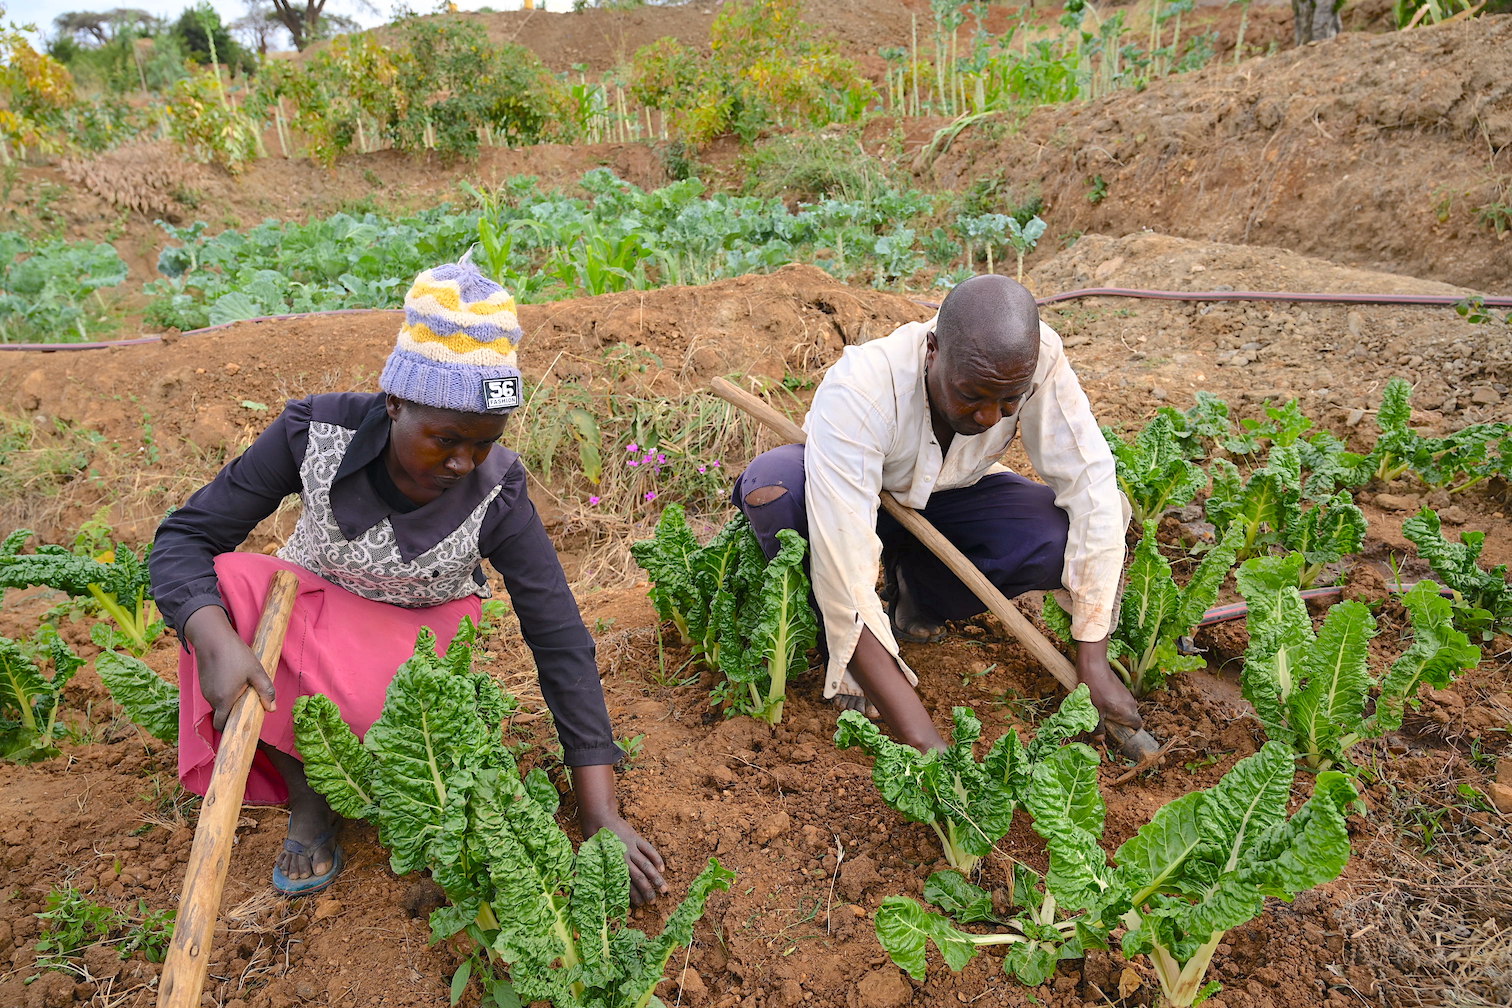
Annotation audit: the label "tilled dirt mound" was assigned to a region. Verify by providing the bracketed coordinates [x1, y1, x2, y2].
[930, 16, 1512, 295]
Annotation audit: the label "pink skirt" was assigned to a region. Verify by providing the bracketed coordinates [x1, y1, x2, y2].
[178, 552, 482, 804]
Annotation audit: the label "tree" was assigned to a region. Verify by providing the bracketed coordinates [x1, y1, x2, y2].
[1292, 0, 1341, 44]
[232, 1, 283, 55]
[270, 0, 327, 51]
[172, 2, 254, 71]
[52, 9, 159, 47]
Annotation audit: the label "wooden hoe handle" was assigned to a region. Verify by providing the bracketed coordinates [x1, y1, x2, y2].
[710, 376, 1160, 758]
[158, 568, 300, 1008]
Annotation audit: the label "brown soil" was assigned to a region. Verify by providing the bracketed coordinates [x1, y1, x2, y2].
[2, 235, 1511, 1008]
[929, 16, 1512, 295]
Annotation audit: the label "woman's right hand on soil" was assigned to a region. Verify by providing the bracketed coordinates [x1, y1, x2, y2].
[184, 606, 276, 731]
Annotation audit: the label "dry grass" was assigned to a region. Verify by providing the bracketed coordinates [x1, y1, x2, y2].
[1341, 752, 1512, 1008]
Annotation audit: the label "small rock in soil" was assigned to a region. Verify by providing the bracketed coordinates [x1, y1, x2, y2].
[838, 853, 882, 902]
[1440, 505, 1469, 525]
[856, 967, 911, 1008]
[1372, 493, 1417, 511]
[1471, 387, 1501, 405]
[1487, 782, 1512, 816]
[754, 811, 791, 846]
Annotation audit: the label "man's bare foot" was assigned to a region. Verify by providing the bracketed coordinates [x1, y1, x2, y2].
[889, 566, 946, 644]
[832, 693, 881, 719]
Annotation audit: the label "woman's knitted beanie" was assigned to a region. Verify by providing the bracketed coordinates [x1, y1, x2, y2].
[379, 256, 524, 414]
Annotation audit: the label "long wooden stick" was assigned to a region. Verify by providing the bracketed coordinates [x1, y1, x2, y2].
[711, 377, 1159, 758]
[158, 569, 300, 1008]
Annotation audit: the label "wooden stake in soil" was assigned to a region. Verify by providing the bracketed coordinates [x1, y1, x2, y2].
[709, 377, 1160, 760]
[157, 569, 300, 1008]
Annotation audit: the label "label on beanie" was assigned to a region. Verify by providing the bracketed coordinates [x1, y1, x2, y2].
[482, 377, 522, 410]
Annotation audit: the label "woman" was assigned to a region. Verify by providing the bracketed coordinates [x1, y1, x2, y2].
[149, 259, 664, 900]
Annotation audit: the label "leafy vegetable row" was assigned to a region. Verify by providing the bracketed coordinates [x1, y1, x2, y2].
[876, 742, 1357, 1008]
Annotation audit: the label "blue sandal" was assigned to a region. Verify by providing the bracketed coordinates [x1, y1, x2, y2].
[272, 829, 344, 896]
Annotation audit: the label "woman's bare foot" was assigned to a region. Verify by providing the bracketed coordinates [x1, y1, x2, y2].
[263, 745, 340, 880]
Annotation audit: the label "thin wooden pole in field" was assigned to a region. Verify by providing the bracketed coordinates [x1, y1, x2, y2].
[157, 570, 299, 1008]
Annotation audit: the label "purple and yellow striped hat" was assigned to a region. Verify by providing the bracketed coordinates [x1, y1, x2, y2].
[379, 255, 524, 414]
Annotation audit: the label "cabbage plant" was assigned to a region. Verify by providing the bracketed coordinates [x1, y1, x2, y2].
[293, 624, 733, 1007]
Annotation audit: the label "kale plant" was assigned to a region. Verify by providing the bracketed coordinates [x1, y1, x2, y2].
[1236, 554, 1479, 771]
[836, 687, 1099, 875]
[293, 623, 733, 1007]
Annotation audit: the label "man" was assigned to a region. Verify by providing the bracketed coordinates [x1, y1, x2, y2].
[733, 274, 1140, 751]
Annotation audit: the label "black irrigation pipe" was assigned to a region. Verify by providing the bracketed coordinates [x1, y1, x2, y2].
[4, 288, 1509, 354]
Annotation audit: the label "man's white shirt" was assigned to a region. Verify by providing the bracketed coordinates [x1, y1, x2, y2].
[800, 316, 1130, 698]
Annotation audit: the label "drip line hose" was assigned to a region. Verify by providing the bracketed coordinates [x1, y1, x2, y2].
[3, 288, 1509, 353]
[1194, 581, 1454, 629]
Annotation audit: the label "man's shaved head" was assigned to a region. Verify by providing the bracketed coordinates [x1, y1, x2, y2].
[934, 274, 1041, 372]
[923, 275, 1041, 438]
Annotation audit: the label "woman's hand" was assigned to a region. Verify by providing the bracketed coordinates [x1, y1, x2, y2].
[571, 764, 667, 905]
[185, 606, 276, 732]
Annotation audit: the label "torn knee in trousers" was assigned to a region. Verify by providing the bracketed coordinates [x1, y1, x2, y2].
[744, 485, 789, 507]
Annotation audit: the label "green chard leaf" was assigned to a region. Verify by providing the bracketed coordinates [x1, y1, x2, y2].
[96, 650, 179, 745]
[1402, 508, 1511, 640]
[1368, 581, 1479, 735]
[1107, 522, 1238, 697]
[292, 695, 376, 819]
[874, 896, 985, 979]
[1287, 600, 1377, 771]
[1104, 414, 1208, 524]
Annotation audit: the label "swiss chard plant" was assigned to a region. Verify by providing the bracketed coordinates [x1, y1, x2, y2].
[835, 687, 1099, 875]
[1401, 508, 1512, 641]
[0, 626, 84, 762]
[293, 623, 734, 1008]
[1202, 449, 1366, 583]
[631, 508, 816, 723]
[875, 737, 1113, 986]
[1236, 554, 1479, 771]
[1111, 742, 1357, 1007]
[875, 740, 1357, 1007]
[1413, 422, 1512, 494]
[0, 530, 162, 655]
[1153, 391, 1231, 460]
[1102, 414, 1208, 525]
[1366, 377, 1433, 483]
[1045, 522, 1242, 697]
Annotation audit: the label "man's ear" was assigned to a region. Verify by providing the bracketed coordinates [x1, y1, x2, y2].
[924, 328, 938, 368]
[385, 394, 403, 423]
